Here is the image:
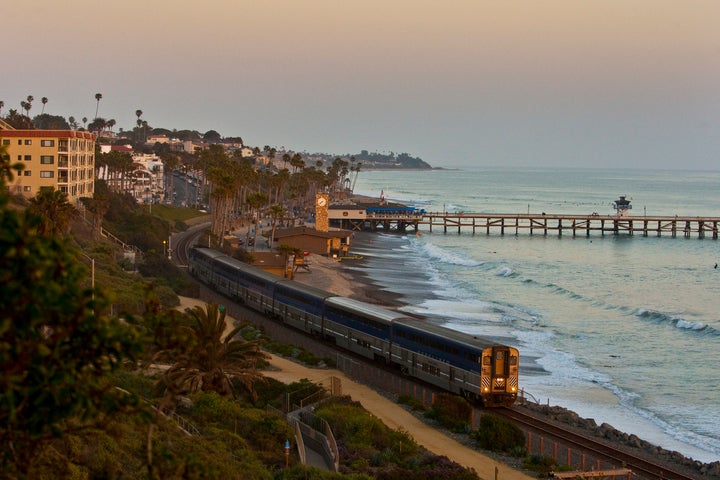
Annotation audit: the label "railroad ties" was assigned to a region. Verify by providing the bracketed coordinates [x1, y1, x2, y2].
[337, 212, 720, 239]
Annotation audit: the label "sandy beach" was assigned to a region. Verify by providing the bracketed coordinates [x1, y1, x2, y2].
[178, 291, 534, 480]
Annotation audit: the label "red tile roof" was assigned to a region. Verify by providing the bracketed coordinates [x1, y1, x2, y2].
[0, 129, 96, 139]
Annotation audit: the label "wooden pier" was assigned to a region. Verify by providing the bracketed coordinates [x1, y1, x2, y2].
[332, 212, 720, 239]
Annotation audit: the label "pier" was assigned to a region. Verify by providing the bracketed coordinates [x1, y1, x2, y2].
[331, 211, 720, 239]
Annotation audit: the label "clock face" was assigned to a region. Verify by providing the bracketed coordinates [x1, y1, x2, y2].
[317, 197, 327, 207]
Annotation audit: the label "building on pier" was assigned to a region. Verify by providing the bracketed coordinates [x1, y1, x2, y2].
[613, 196, 632, 217]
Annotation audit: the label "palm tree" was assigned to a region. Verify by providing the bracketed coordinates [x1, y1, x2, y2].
[277, 244, 302, 278]
[79, 192, 109, 240]
[290, 153, 305, 173]
[27, 189, 74, 236]
[23, 97, 33, 121]
[94, 93, 102, 119]
[246, 191, 268, 251]
[268, 204, 285, 250]
[40, 97, 48, 114]
[68, 116, 78, 130]
[135, 110, 143, 143]
[82, 117, 87, 129]
[0, 100, 4, 116]
[163, 303, 268, 397]
[159, 152, 179, 203]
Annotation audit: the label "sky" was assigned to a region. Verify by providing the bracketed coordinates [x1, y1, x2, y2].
[4, 0, 719, 170]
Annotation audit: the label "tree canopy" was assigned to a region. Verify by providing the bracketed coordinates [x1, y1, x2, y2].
[0, 144, 143, 475]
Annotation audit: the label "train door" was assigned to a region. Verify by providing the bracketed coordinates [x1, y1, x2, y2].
[493, 349, 506, 377]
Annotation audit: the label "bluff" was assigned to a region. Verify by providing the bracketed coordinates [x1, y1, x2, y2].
[306, 150, 432, 169]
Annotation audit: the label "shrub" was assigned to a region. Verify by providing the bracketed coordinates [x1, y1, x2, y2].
[470, 413, 525, 454]
[425, 393, 472, 433]
[522, 454, 558, 476]
[397, 393, 428, 412]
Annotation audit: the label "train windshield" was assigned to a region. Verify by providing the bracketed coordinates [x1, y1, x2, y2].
[494, 350, 506, 375]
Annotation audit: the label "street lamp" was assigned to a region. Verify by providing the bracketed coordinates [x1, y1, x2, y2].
[162, 240, 167, 258]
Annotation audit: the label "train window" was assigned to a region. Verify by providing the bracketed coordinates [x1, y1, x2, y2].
[510, 355, 517, 365]
[482, 356, 491, 365]
[496, 351, 505, 360]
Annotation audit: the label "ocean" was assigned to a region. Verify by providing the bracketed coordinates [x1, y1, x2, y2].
[347, 166, 720, 464]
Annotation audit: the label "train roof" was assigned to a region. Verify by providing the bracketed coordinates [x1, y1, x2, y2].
[275, 278, 338, 299]
[197, 247, 285, 284]
[192, 247, 226, 260]
[325, 297, 411, 323]
[393, 317, 502, 351]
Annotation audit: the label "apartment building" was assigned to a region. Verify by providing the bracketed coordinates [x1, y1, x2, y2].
[1, 129, 96, 204]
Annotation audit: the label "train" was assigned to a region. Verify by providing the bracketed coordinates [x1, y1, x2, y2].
[188, 246, 519, 407]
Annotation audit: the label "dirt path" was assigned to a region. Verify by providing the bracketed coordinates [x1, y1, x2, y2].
[178, 297, 534, 480]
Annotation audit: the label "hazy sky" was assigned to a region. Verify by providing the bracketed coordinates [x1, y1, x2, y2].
[4, 1, 719, 169]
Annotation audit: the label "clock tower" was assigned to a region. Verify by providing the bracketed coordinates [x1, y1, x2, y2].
[315, 194, 329, 232]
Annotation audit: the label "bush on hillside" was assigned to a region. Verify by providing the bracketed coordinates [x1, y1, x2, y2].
[425, 393, 473, 433]
[470, 413, 525, 454]
[315, 397, 479, 479]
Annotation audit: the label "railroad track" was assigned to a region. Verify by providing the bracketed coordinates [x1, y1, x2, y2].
[497, 407, 697, 480]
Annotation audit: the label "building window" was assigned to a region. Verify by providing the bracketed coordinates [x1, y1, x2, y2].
[40, 171, 54, 178]
[24, 170, 31, 176]
[40, 156, 54, 164]
[24, 140, 32, 145]
[2, 139, 9, 145]
[24, 155, 32, 161]
[41, 139, 55, 147]
[17, 155, 22, 161]
[23, 186, 32, 192]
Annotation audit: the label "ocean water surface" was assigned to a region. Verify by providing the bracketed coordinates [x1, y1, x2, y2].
[348, 167, 720, 463]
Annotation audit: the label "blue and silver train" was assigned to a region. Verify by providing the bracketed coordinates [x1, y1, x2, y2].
[188, 247, 519, 407]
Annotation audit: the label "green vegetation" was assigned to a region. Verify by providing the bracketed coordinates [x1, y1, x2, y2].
[316, 397, 479, 479]
[144, 203, 208, 224]
[470, 414, 525, 454]
[425, 393, 473, 433]
[397, 393, 429, 412]
[521, 454, 575, 477]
